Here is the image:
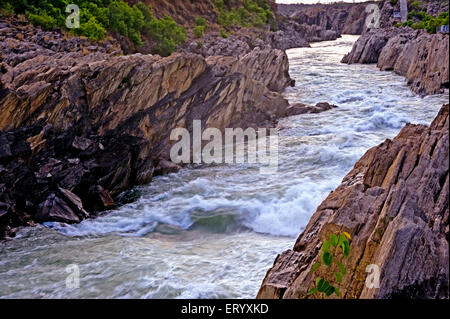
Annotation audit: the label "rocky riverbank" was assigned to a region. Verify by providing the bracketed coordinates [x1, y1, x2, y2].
[342, 0, 449, 96]
[342, 27, 449, 95]
[258, 103, 449, 299]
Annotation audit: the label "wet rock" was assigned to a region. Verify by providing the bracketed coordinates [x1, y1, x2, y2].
[72, 136, 93, 151]
[88, 185, 115, 211]
[284, 102, 338, 117]
[258, 104, 449, 299]
[153, 159, 181, 177]
[36, 189, 87, 224]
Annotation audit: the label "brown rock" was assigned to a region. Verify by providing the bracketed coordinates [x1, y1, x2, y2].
[284, 102, 338, 117]
[258, 104, 449, 299]
[153, 159, 181, 176]
[36, 189, 88, 224]
[343, 27, 449, 95]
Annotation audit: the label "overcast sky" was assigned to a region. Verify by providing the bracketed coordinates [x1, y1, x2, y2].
[276, 0, 371, 3]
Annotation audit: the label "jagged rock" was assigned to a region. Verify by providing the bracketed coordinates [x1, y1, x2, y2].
[278, 1, 371, 37]
[284, 102, 338, 117]
[234, 47, 292, 93]
[258, 104, 449, 299]
[88, 185, 115, 211]
[153, 159, 181, 176]
[36, 188, 88, 224]
[343, 27, 449, 95]
[72, 136, 93, 151]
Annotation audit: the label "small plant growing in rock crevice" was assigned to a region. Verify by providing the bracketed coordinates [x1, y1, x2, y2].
[307, 231, 351, 298]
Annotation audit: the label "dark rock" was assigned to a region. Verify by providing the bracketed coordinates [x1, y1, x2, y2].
[36, 193, 81, 224]
[72, 136, 93, 151]
[88, 185, 115, 211]
[153, 159, 181, 177]
[284, 102, 338, 117]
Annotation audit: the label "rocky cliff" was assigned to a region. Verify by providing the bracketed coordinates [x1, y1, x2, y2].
[342, 27, 449, 95]
[278, 1, 377, 37]
[258, 104, 449, 299]
[0, 17, 295, 237]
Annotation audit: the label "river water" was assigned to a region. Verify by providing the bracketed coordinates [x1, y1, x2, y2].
[0, 35, 448, 299]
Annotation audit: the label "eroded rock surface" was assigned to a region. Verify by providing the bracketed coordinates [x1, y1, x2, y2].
[258, 104, 449, 299]
[342, 28, 449, 95]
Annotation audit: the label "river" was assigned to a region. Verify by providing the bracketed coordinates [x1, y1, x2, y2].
[0, 35, 448, 299]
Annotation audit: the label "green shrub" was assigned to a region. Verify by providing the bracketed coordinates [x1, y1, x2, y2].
[194, 17, 207, 38]
[145, 15, 186, 56]
[214, 0, 277, 30]
[27, 11, 58, 29]
[0, 2, 14, 16]
[390, 0, 398, 5]
[402, 10, 449, 34]
[77, 16, 106, 41]
[220, 28, 228, 38]
[193, 25, 206, 38]
[195, 16, 207, 27]
[107, 0, 144, 44]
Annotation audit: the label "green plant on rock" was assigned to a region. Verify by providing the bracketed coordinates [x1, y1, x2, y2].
[194, 17, 207, 39]
[307, 231, 351, 298]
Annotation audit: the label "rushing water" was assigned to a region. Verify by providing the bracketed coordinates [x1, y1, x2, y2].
[0, 35, 448, 299]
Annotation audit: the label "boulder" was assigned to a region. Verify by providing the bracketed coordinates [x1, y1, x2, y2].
[284, 102, 338, 117]
[36, 188, 89, 224]
[153, 159, 181, 176]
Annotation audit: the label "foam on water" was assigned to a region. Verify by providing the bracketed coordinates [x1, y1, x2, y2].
[1, 35, 448, 299]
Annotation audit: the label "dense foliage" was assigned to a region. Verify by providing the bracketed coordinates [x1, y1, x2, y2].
[214, 0, 278, 31]
[0, 0, 186, 56]
[400, 10, 449, 33]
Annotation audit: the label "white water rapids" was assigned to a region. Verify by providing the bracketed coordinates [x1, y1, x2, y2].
[0, 35, 448, 298]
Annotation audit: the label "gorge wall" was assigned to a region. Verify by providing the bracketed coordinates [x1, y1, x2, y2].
[278, 1, 377, 36]
[342, 0, 449, 96]
[258, 104, 449, 299]
[342, 27, 449, 95]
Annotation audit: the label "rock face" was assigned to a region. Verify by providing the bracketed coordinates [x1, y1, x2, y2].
[0, 18, 293, 237]
[342, 28, 449, 95]
[278, 1, 375, 36]
[258, 104, 449, 299]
